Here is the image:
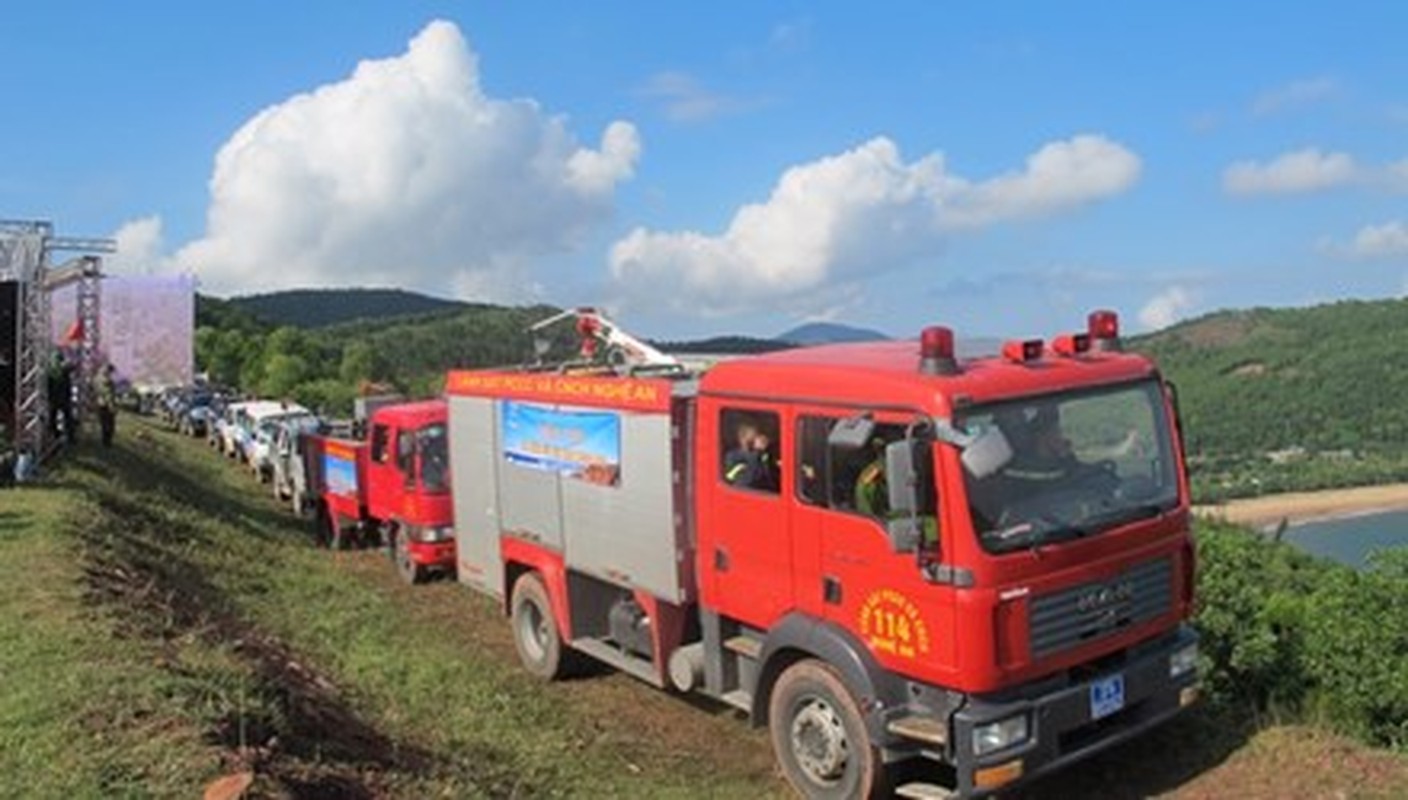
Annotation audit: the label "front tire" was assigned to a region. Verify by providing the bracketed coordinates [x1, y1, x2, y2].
[391, 528, 427, 585]
[510, 573, 567, 680]
[769, 660, 883, 800]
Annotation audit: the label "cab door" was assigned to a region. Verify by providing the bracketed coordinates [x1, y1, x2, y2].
[365, 421, 408, 521]
[705, 404, 794, 629]
[798, 412, 956, 681]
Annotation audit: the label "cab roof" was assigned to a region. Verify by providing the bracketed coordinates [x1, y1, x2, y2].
[371, 399, 447, 427]
[699, 339, 1156, 415]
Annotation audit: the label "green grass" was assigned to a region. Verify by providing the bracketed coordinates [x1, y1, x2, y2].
[19, 418, 780, 798]
[0, 483, 224, 797]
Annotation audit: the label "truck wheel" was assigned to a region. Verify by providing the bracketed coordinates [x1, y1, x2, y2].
[510, 573, 567, 680]
[769, 660, 883, 800]
[391, 529, 426, 585]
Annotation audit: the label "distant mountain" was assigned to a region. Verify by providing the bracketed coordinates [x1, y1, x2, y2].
[226, 288, 470, 328]
[777, 321, 891, 345]
[656, 335, 794, 356]
[1132, 298, 1408, 499]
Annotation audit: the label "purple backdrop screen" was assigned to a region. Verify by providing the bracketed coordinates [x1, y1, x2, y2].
[51, 274, 195, 388]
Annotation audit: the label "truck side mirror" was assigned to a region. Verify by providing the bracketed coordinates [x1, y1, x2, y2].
[885, 439, 918, 516]
[886, 517, 922, 555]
[961, 427, 1014, 479]
[827, 414, 875, 451]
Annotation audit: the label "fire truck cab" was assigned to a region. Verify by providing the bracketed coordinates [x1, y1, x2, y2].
[312, 400, 455, 584]
[446, 311, 1198, 798]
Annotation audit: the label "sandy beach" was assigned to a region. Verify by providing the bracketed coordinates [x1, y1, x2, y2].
[1194, 483, 1408, 529]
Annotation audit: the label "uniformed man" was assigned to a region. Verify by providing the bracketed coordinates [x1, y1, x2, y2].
[93, 363, 118, 447]
[724, 420, 778, 491]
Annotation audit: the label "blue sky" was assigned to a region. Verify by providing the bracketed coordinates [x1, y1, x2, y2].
[2, 1, 1406, 340]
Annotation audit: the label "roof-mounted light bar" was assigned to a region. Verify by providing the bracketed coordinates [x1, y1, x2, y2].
[1002, 339, 1044, 363]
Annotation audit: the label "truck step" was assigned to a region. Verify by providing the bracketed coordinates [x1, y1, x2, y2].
[722, 635, 762, 660]
[886, 714, 948, 746]
[570, 638, 664, 688]
[894, 781, 956, 800]
[720, 689, 753, 712]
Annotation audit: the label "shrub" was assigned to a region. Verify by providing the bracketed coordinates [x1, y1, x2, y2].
[1193, 519, 1408, 751]
[1300, 549, 1408, 749]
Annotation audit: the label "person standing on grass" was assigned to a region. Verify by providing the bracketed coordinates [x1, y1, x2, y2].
[94, 363, 118, 447]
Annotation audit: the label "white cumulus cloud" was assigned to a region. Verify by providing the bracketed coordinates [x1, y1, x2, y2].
[609, 134, 1140, 314]
[1138, 286, 1196, 331]
[175, 20, 640, 298]
[1342, 221, 1408, 258]
[1222, 148, 1358, 195]
[107, 215, 165, 273]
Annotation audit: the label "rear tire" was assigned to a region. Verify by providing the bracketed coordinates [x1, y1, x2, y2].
[510, 573, 567, 680]
[769, 660, 883, 800]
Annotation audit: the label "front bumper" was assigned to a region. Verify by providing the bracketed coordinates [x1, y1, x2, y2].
[408, 539, 456, 568]
[952, 625, 1199, 797]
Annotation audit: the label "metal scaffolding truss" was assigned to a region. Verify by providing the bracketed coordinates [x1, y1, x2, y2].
[0, 219, 114, 458]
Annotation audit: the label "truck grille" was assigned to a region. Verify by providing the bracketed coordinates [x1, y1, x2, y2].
[1028, 557, 1173, 659]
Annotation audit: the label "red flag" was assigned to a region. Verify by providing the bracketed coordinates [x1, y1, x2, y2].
[64, 319, 84, 343]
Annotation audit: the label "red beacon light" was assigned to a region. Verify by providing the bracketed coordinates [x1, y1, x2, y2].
[1002, 338, 1045, 363]
[1088, 309, 1121, 351]
[919, 325, 959, 375]
[1051, 332, 1092, 357]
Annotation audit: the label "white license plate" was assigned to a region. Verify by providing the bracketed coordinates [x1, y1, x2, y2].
[1090, 674, 1125, 720]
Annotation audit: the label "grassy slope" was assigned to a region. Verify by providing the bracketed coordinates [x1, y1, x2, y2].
[14, 420, 778, 797]
[3, 417, 1405, 797]
[0, 486, 220, 796]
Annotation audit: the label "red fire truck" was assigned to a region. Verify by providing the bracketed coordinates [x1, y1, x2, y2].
[443, 310, 1198, 798]
[309, 400, 455, 584]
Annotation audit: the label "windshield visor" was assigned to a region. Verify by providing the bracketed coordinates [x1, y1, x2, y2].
[959, 380, 1179, 555]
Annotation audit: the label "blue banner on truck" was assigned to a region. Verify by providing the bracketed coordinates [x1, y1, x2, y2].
[323, 448, 359, 496]
[501, 401, 621, 487]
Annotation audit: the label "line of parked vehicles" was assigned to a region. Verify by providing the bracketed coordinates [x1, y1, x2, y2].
[157, 386, 457, 585]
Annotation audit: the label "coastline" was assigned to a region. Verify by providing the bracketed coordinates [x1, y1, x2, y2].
[1193, 483, 1408, 530]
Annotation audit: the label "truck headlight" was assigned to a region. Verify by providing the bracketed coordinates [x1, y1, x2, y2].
[1169, 643, 1198, 679]
[972, 714, 1029, 756]
[416, 525, 454, 543]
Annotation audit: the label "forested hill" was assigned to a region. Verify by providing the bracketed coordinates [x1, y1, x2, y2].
[225, 288, 470, 328]
[1133, 298, 1408, 499]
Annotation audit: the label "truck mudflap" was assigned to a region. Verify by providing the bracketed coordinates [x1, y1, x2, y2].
[950, 624, 1199, 798]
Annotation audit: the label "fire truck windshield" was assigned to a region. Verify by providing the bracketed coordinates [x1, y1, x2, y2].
[958, 379, 1179, 555]
[418, 423, 449, 494]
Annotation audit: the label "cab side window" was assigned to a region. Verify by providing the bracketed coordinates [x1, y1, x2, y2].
[796, 415, 906, 519]
[396, 430, 416, 489]
[720, 408, 781, 494]
[370, 424, 390, 464]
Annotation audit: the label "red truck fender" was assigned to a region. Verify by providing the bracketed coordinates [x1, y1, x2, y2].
[499, 536, 573, 641]
[752, 613, 913, 740]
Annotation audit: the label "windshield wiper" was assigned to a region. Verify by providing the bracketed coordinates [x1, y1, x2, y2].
[1083, 500, 1175, 532]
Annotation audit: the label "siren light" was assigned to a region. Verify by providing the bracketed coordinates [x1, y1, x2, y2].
[919, 326, 958, 375]
[1088, 309, 1120, 350]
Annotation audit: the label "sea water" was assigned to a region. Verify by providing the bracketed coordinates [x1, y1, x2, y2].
[1282, 509, 1408, 569]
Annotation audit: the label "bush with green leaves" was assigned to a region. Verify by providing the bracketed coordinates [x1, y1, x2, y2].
[1193, 519, 1408, 751]
[1299, 549, 1408, 749]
